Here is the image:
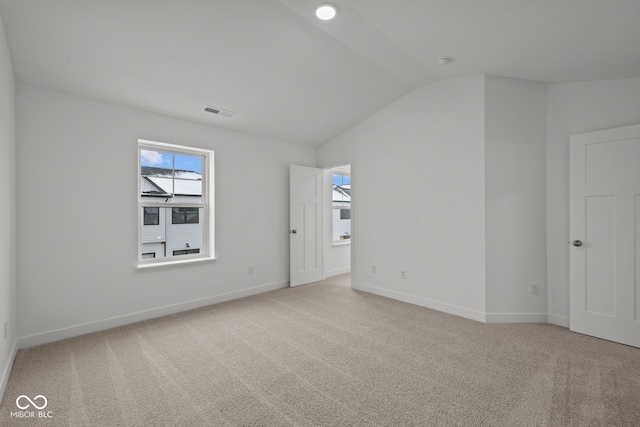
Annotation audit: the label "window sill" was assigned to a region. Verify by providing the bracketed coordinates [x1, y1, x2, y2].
[332, 241, 351, 247]
[136, 256, 216, 270]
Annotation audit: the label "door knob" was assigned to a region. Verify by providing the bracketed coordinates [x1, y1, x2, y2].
[572, 240, 583, 247]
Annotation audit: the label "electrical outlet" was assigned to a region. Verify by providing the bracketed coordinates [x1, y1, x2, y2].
[531, 283, 540, 295]
[400, 270, 407, 279]
[371, 265, 377, 273]
[248, 266, 254, 275]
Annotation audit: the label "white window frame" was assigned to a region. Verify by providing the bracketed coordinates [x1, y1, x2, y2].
[137, 139, 215, 268]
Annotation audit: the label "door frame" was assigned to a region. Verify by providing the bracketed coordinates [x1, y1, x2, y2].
[321, 160, 354, 288]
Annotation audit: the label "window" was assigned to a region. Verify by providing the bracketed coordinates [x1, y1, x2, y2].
[332, 172, 351, 243]
[172, 207, 199, 224]
[138, 139, 214, 266]
[173, 249, 200, 256]
[143, 207, 159, 225]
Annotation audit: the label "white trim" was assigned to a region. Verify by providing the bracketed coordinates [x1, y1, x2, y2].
[17, 281, 288, 349]
[136, 255, 216, 269]
[354, 282, 569, 326]
[138, 139, 212, 156]
[140, 202, 203, 208]
[485, 312, 549, 323]
[547, 313, 570, 328]
[322, 159, 355, 171]
[331, 241, 350, 247]
[325, 267, 351, 277]
[353, 281, 487, 323]
[0, 339, 18, 403]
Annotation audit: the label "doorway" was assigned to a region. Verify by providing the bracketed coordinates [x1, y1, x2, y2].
[289, 163, 353, 288]
[324, 164, 352, 279]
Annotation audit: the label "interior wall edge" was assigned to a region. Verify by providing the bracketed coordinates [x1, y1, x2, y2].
[547, 314, 570, 328]
[0, 339, 17, 404]
[353, 281, 487, 323]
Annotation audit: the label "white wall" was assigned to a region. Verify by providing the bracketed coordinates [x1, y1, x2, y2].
[484, 76, 548, 322]
[546, 78, 640, 326]
[16, 84, 316, 346]
[0, 11, 17, 400]
[318, 76, 487, 320]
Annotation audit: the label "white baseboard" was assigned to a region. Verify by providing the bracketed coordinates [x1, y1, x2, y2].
[18, 281, 288, 349]
[0, 339, 18, 404]
[325, 267, 350, 278]
[485, 312, 549, 323]
[353, 282, 571, 326]
[353, 281, 487, 323]
[547, 313, 570, 328]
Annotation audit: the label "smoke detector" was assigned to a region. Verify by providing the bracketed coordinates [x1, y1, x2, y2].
[437, 56, 454, 66]
[204, 105, 235, 118]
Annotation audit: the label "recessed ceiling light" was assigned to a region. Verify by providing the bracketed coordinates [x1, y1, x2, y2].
[437, 56, 454, 66]
[316, 3, 337, 20]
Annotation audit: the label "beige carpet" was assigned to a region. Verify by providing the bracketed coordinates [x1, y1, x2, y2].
[1, 274, 639, 426]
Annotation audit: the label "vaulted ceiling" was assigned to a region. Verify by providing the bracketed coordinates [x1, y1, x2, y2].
[1, 0, 639, 146]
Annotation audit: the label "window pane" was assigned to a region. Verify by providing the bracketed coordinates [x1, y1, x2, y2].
[332, 173, 351, 242]
[143, 207, 159, 225]
[174, 154, 202, 174]
[332, 174, 350, 206]
[174, 154, 202, 197]
[172, 207, 200, 224]
[141, 207, 204, 259]
[140, 151, 203, 200]
[140, 150, 173, 197]
[186, 209, 199, 223]
[333, 208, 351, 241]
[172, 208, 182, 224]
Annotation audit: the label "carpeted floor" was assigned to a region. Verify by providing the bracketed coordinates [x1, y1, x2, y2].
[1, 274, 639, 426]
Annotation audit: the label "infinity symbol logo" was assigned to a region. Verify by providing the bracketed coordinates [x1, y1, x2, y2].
[16, 395, 48, 410]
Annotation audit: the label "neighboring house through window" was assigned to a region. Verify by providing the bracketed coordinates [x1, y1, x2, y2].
[172, 207, 199, 224]
[173, 249, 200, 256]
[332, 172, 351, 243]
[143, 207, 159, 225]
[138, 139, 214, 265]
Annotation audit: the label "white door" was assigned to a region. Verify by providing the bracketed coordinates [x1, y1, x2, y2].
[569, 124, 640, 348]
[290, 165, 323, 287]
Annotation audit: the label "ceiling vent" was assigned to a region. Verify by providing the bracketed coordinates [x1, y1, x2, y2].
[204, 105, 235, 118]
